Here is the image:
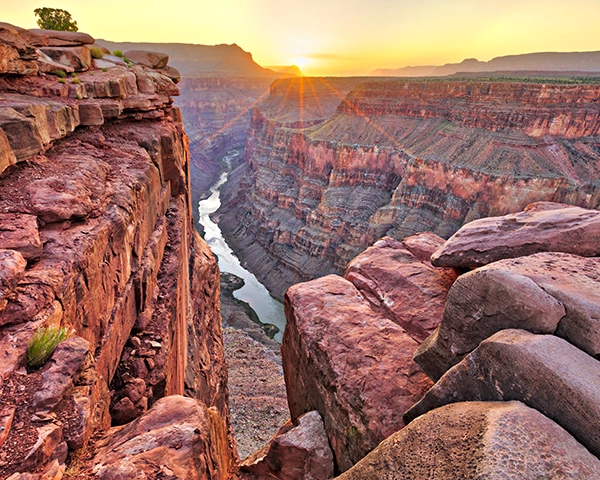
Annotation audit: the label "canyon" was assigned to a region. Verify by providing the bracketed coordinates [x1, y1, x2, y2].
[1, 19, 600, 480]
[219, 76, 600, 299]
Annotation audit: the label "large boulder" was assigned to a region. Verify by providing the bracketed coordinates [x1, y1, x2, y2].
[338, 401, 600, 480]
[124, 50, 169, 69]
[28, 29, 94, 47]
[415, 252, 600, 380]
[240, 411, 334, 480]
[343, 234, 458, 342]
[92, 395, 233, 480]
[0, 213, 43, 261]
[405, 330, 600, 459]
[282, 275, 433, 473]
[39, 46, 91, 72]
[0, 249, 26, 312]
[431, 202, 600, 268]
[0, 23, 39, 75]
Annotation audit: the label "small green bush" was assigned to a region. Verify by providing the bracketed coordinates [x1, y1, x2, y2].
[124, 57, 132, 66]
[75, 93, 82, 100]
[58, 78, 66, 84]
[72, 77, 80, 84]
[27, 326, 73, 368]
[113, 50, 123, 58]
[101, 67, 108, 72]
[89, 47, 104, 59]
[54, 69, 67, 78]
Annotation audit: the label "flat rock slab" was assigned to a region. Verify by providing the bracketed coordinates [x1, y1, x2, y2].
[431, 202, 600, 268]
[92, 395, 231, 480]
[240, 410, 334, 480]
[338, 401, 600, 480]
[0, 214, 42, 260]
[415, 252, 600, 380]
[282, 275, 433, 473]
[344, 235, 458, 342]
[0, 249, 26, 311]
[406, 330, 600, 459]
[28, 29, 94, 46]
[39, 46, 91, 72]
[124, 50, 169, 69]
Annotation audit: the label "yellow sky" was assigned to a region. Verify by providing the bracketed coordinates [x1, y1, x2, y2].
[2, 0, 600, 75]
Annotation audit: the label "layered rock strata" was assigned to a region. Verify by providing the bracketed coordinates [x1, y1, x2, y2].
[220, 77, 600, 299]
[0, 24, 233, 478]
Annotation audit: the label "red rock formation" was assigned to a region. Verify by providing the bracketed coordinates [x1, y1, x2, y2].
[219, 77, 600, 299]
[281, 274, 433, 472]
[0, 24, 233, 477]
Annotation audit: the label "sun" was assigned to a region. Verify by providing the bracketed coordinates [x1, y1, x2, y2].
[292, 56, 309, 70]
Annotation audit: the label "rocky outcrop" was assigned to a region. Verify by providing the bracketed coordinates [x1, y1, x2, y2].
[219, 77, 600, 299]
[338, 401, 600, 480]
[282, 274, 433, 472]
[431, 202, 600, 267]
[406, 329, 600, 458]
[416, 251, 600, 380]
[240, 410, 334, 480]
[0, 24, 232, 478]
[92, 395, 231, 480]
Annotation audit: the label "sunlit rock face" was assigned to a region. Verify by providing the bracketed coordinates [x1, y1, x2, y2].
[219, 77, 600, 299]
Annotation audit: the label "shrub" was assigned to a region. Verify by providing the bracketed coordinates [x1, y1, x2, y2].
[27, 326, 73, 368]
[102, 67, 108, 72]
[90, 47, 104, 60]
[54, 69, 67, 78]
[113, 50, 123, 58]
[75, 93, 82, 100]
[72, 77, 80, 84]
[58, 78, 66, 84]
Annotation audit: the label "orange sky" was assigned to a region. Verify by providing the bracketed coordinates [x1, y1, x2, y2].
[3, 0, 600, 75]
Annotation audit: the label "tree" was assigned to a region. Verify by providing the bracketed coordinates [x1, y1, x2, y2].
[34, 7, 78, 32]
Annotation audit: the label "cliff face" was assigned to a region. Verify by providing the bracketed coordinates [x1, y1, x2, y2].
[220, 77, 600, 299]
[0, 24, 233, 478]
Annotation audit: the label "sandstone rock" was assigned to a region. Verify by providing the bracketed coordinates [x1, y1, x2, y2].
[0, 126, 17, 173]
[338, 401, 600, 480]
[35, 50, 74, 75]
[0, 213, 43, 260]
[282, 275, 433, 472]
[39, 46, 91, 72]
[405, 329, 600, 459]
[93, 395, 231, 480]
[0, 406, 16, 449]
[415, 252, 600, 380]
[21, 424, 67, 472]
[28, 29, 94, 47]
[240, 410, 334, 480]
[343, 235, 457, 342]
[109, 396, 138, 426]
[78, 102, 104, 126]
[124, 50, 169, 69]
[32, 336, 89, 413]
[157, 65, 181, 84]
[431, 203, 600, 268]
[0, 249, 26, 311]
[0, 23, 39, 75]
[0, 107, 44, 161]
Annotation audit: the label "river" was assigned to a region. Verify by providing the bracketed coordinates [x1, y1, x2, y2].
[197, 151, 286, 343]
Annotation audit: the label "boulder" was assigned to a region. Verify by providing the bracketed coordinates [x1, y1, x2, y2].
[35, 50, 74, 74]
[157, 65, 181, 84]
[124, 50, 169, 69]
[0, 23, 39, 75]
[20, 424, 67, 472]
[405, 330, 600, 459]
[282, 275, 433, 473]
[431, 202, 600, 268]
[338, 401, 600, 480]
[0, 249, 26, 311]
[0, 213, 43, 260]
[92, 395, 232, 480]
[343, 235, 458, 342]
[78, 102, 104, 126]
[39, 46, 91, 72]
[0, 126, 17, 174]
[28, 29, 94, 46]
[240, 411, 334, 480]
[32, 336, 89, 413]
[415, 252, 600, 380]
[0, 107, 44, 161]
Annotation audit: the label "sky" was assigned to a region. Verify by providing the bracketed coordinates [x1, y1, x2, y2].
[2, 0, 600, 75]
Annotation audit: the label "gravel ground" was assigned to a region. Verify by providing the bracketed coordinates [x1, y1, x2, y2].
[223, 327, 290, 459]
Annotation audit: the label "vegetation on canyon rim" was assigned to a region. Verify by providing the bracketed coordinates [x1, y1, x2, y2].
[34, 7, 78, 32]
[27, 325, 73, 368]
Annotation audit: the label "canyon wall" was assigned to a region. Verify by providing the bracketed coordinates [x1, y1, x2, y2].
[220, 77, 600, 299]
[0, 24, 233, 478]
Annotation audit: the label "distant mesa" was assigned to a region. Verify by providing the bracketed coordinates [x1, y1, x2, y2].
[265, 65, 303, 76]
[373, 50, 600, 76]
[96, 39, 285, 77]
